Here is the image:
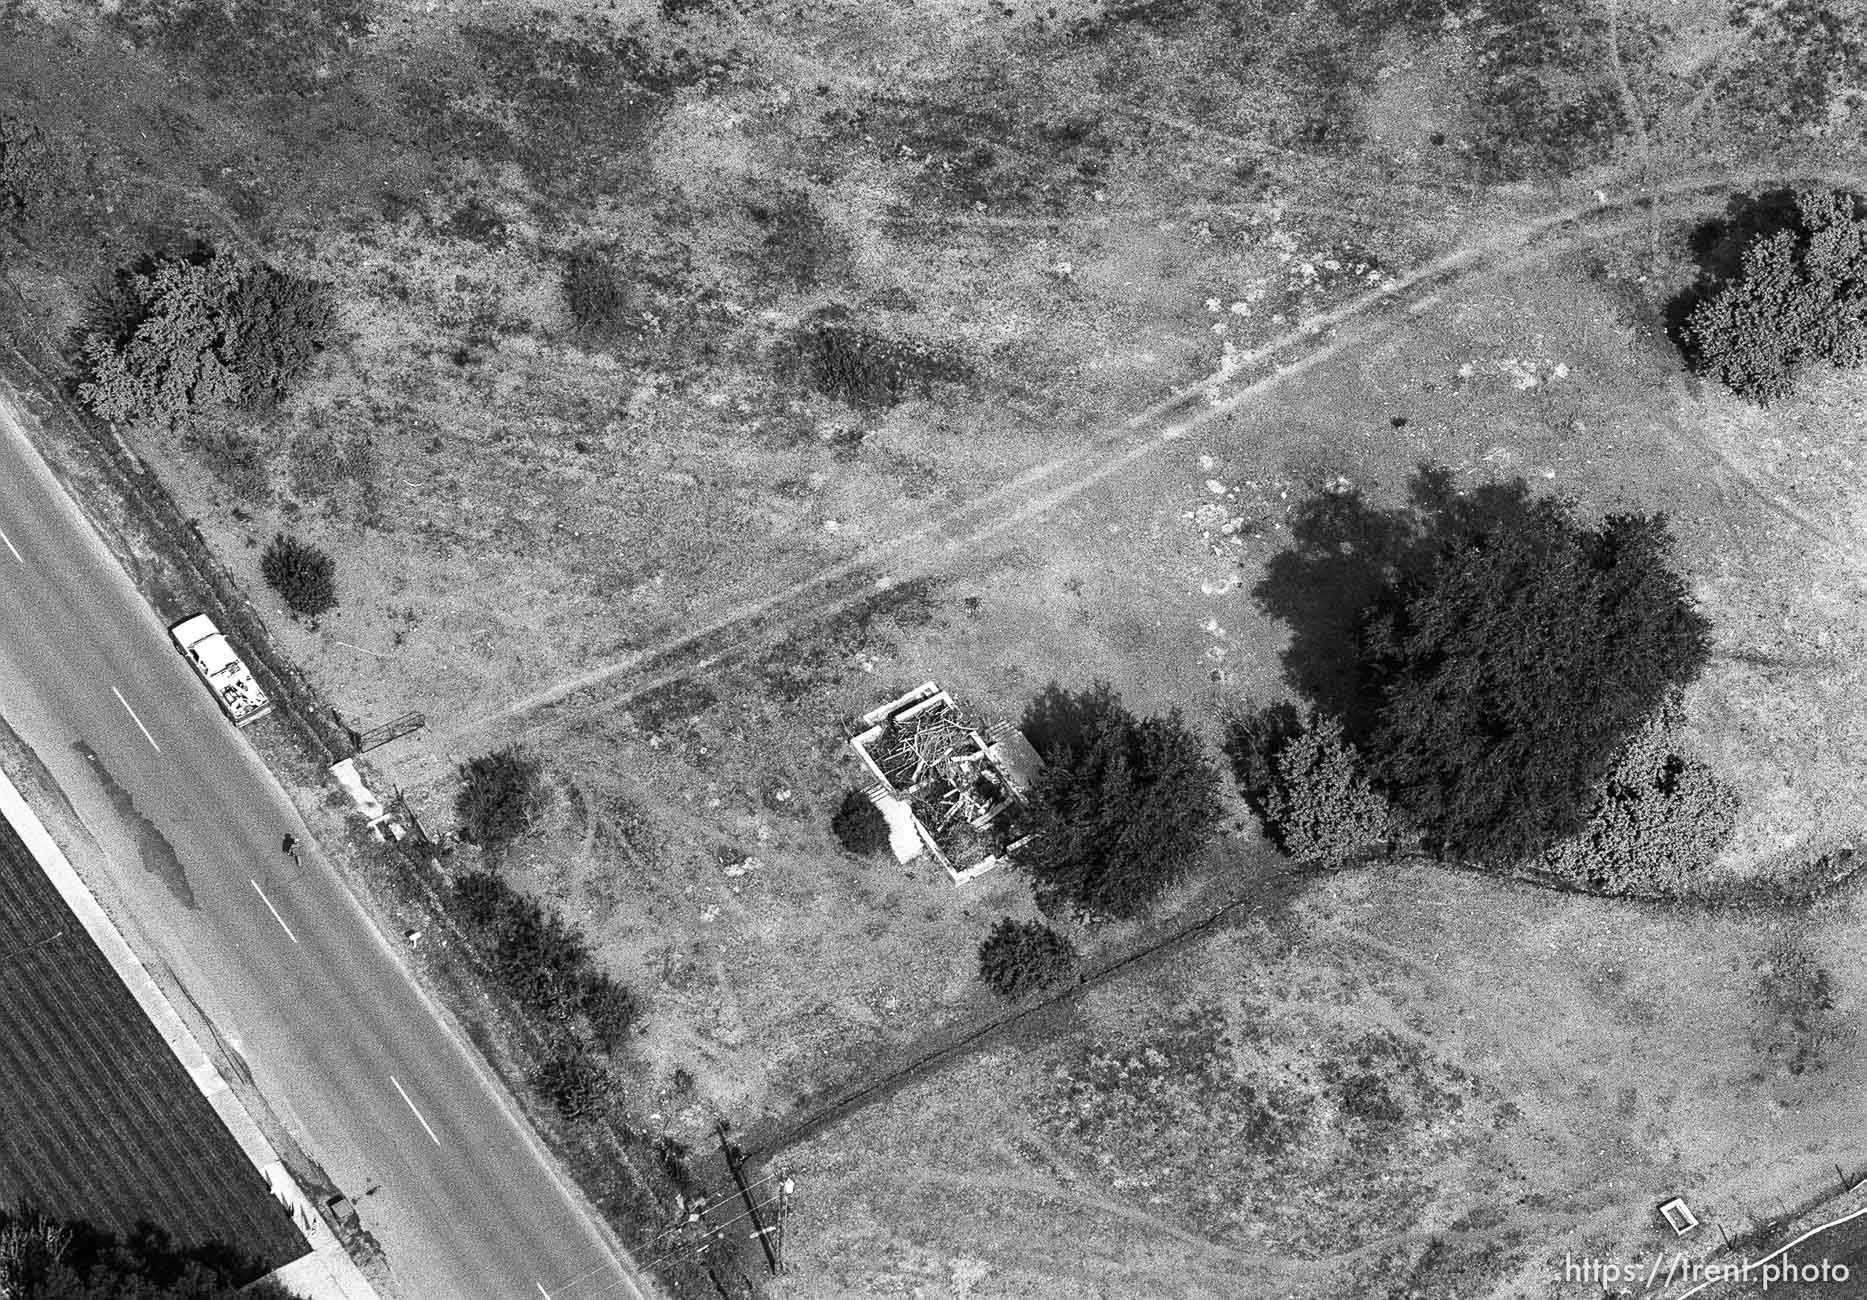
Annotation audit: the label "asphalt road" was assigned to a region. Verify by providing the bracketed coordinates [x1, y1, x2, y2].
[0, 396, 653, 1300]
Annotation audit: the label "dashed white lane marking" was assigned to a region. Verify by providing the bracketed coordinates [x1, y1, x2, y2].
[390, 1074, 443, 1146]
[249, 879, 298, 944]
[0, 527, 22, 562]
[111, 687, 161, 753]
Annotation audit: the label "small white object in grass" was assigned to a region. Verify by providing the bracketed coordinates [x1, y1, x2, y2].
[1230, 301, 1250, 316]
[1055, 261, 1073, 275]
[1198, 454, 1217, 470]
[822, 518, 841, 532]
[1206, 479, 1227, 494]
[1553, 362, 1570, 379]
[1205, 297, 1222, 312]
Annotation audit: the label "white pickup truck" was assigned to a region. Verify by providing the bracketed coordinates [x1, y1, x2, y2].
[169, 613, 272, 726]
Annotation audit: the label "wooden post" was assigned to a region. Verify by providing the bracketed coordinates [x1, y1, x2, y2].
[716, 1121, 779, 1275]
[772, 1171, 792, 1274]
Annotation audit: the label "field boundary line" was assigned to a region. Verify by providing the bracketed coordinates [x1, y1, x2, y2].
[0, 760, 382, 1300]
[741, 854, 1302, 1161]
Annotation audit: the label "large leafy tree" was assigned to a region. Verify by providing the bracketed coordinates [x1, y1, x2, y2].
[78, 249, 334, 426]
[1360, 498, 1710, 861]
[79, 254, 245, 426]
[1681, 187, 1867, 403]
[0, 1201, 296, 1299]
[1018, 682, 1223, 920]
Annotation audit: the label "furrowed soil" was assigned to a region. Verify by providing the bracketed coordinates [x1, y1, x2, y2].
[4, 0, 1867, 1294]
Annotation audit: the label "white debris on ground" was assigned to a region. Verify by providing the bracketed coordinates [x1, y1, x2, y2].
[1181, 456, 1286, 578]
[1456, 357, 1573, 390]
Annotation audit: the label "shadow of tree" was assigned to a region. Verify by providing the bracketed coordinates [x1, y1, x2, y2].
[0, 1199, 293, 1294]
[1250, 465, 1543, 733]
[1019, 678, 1126, 762]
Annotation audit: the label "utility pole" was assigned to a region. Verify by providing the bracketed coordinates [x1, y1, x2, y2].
[715, 1120, 780, 1275]
[772, 1170, 794, 1274]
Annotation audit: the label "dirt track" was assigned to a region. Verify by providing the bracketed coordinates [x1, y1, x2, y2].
[441, 163, 1867, 750]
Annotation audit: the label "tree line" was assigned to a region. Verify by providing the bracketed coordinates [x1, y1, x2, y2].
[825, 467, 1729, 1000]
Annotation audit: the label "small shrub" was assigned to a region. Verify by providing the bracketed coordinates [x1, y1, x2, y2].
[562, 248, 634, 339]
[580, 974, 641, 1050]
[830, 790, 891, 857]
[747, 190, 845, 288]
[446, 196, 508, 247]
[977, 918, 1078, 999]
[185, 415, 270, 498]
[1237, 707, 1397, 867]
[452, 868, 508, 929]
[455, 746, 544, 848]
[226, 261, 337, 410]
[1542, 699, 1739, 894]
[0, 114, 71, 229]
[535, 1041, 613, 1120]
[260, 533, 336, 616]
[798, 317, 967, 410]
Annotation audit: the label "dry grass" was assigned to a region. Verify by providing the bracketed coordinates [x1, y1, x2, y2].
[772, 868, 1867, 1298]
[5, 0, 1867, 1292]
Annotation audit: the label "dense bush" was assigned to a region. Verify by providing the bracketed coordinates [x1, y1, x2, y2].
[579, 976, 643, 1052]
[977, 918, 1078, 998]
[1238, 706, 1397, 868]
[227, 261, 338, 410]
[77, 249, 334, 426]
[0, 114, 70, 230]
[455, 746, 544, 848]
[1360, 497, 1711, 861]
[561, 248, 633, 339]
[260, 533, 337, 617]
[1017, 681, 1224, 920]
[534, 1040, 615, 1121]
[798, 316, 967, 410]
[1542, 700, 1740, 895]
[1681, 188, 1867, 403]
[79, 254, 243, 426]
[450, 869, 640, 1043]
[0, 1201, 293, 1299]
[830, 790, 891, 857]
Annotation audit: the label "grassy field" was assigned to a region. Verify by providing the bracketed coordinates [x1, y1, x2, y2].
[3, 0, 1866, 1294]
[772, 866, 1867, 1298]
[0, 811, 308, 1280]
